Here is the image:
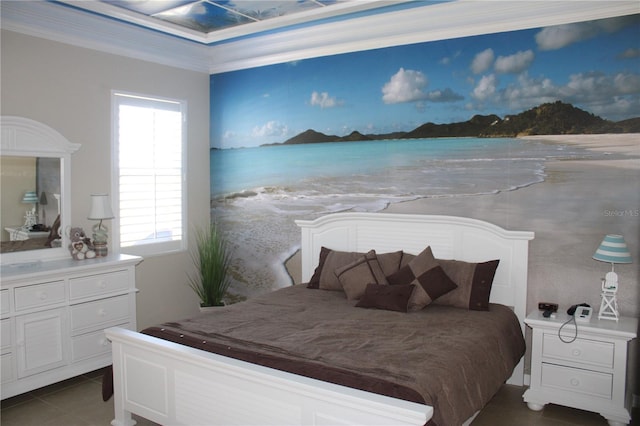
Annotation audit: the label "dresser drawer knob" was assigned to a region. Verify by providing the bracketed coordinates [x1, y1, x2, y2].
[98, 281, 107, 289]
[570, 378, 580, 387]
[571, 348, 581, 357]
[36, 291, 47, 300]
[99, 338, 109, 347]
[98, 308, 106, 317]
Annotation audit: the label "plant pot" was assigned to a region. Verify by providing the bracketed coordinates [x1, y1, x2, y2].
[199, 304, 224, 313]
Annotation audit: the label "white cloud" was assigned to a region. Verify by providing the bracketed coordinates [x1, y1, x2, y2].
[535, 17, 637, 51]
[494, 50, 534, 74]
[382, 68, 428, 104]
[468, 69, 640, 121]
[439, 50, 461, 66]
[310, 91, 342, 108]
[613, 72, 640, 94]
[618, 48, 640, 59]
[252, 121, 289, 138]
[471, 48, 494, 74]
[426, 88, 464, 102]
[502, 73, 558, 107]
[472, 74, 498, 101]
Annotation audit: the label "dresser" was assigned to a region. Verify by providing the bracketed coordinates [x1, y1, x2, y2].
[0, 254, 141, 399]
[523, 311, 638, 426]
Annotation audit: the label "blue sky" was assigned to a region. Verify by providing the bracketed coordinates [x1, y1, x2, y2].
[211, 14, 640, 149]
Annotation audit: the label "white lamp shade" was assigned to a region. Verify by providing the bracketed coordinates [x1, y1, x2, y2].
[593, 234, 632, 264]
[88, 194, 115, 220]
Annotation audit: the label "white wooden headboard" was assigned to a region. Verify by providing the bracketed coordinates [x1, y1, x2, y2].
[296, 213, 535, 384]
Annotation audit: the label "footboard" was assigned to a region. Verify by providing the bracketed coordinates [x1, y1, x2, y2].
[106, 327, 432, 426]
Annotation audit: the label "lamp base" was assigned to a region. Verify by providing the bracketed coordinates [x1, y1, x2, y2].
[598, 290, 619, 321]
[93, 242, 108, 257]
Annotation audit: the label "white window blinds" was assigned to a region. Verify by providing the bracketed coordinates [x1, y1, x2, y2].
[112, 92, 186, 256]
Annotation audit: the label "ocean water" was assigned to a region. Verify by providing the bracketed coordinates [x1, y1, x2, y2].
[210, 137, 595, 299]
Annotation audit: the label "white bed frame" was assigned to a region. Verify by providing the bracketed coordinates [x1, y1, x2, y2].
[106, 213, 534, 426]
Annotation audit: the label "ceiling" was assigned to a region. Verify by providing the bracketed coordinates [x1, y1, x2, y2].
[55, 0, 418, 44]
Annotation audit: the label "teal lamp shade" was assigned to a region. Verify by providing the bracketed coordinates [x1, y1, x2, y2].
[593, 234, 632, 264]
[21, 191, 39, 204]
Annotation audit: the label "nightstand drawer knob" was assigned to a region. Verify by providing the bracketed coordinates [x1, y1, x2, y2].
[572, 348, 581, 357]
[37, 291, 47, 300]
[570, 378, 580, 387]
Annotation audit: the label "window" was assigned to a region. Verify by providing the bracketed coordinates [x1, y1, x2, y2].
[112, 91, 186, 256]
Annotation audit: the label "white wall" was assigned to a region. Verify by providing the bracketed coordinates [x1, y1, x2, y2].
[0, 30, 209, 330]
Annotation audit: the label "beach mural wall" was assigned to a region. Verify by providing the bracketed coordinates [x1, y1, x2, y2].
[210, 15, 640, 316]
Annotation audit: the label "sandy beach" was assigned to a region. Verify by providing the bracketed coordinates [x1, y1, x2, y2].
[286, 134, 640, 318]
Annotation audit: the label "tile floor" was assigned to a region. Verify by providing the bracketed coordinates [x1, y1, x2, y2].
[0, 369, 637, 425]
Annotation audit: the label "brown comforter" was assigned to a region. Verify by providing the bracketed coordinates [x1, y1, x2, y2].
[143, 284, 525, 426]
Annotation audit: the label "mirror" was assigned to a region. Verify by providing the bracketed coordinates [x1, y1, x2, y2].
[0, 116, 80, 264]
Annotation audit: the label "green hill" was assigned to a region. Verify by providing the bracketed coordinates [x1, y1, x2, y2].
[272, 101, 637, 146]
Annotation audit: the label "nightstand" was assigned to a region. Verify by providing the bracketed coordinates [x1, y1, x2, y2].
[523, 311, 638, 426]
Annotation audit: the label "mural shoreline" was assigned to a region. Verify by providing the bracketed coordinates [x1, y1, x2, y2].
[349, 133, 639, 316]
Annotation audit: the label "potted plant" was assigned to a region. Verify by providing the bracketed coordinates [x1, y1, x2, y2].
[188, 222, 232, 309]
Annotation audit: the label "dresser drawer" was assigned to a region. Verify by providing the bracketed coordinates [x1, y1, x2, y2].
[14, 281, 65, 311]
[542, 334, 614, 369]
[1, 290, 10, 315]
[69, 270, 129, 300]
[71, 327, 123, 361]
[1, 319, 11, 351]
[70, 295, 129, 333]
[541, 363, 613, 399]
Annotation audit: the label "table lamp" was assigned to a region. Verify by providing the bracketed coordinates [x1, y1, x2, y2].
[592, 234, 632, 321]
[88, 194, 115, 257]
[22, 190, 39, 228]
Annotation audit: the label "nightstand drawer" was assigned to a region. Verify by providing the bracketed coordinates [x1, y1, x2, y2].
[69, 271, 129, 300]
[542, 334, 613, 369]
[70, 295, 129, 333]
[1, 319, 11, 351]
[1, 353, 15, 383]
[541, 363, 612, 399]
[14, 281, 65, 311]
[1, 290, 9, 315]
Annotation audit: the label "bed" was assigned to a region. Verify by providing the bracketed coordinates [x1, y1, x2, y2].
[106, 212, 534, 426]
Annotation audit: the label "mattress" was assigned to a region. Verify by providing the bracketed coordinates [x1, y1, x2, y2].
[142, 284, 525, 426]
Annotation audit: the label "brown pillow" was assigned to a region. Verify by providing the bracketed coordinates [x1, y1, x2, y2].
[434, 259, 500, 311]
[336, 251, 388, 301]
[307, 246, 333, 288]
[387, 246, 457, 311]
[355, 284, 415, 312]
[312, 247, 402, 291]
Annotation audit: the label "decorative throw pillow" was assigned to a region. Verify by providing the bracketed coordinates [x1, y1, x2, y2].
[433, 259, 500, 311]
[355, 284, 415, 312]
[310, 247, 402, 291]
[387, 246, 457, 311]
[307, 246, 333, 289]
[336, 251, 388, 301]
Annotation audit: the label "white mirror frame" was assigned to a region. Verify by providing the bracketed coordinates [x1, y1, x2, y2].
[1, 116, 80, 265]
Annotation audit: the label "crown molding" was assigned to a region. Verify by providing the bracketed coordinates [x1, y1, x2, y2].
[2, 1, 638, 75]
[1, 0, 211, 73]
[206, 1, 640, 74]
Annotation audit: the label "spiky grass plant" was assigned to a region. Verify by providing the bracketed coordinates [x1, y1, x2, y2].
[188, 223, 232, 307]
